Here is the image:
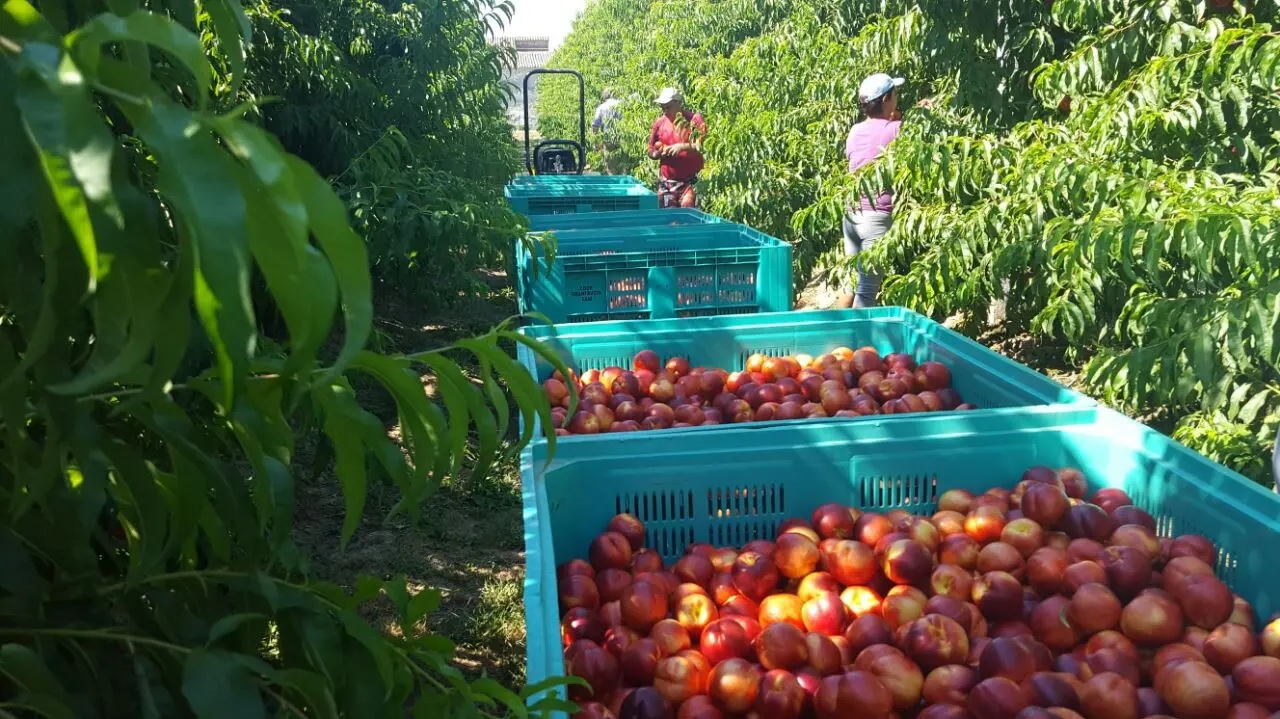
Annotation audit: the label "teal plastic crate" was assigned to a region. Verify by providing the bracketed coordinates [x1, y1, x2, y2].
[521, 406, 1280, 706]
[515, 307, 1092, 440]
[527, 208, 724, 232]
[505, 182, 658, 216]
[516, 223, 792, 323]
[509, 174, 648, 187]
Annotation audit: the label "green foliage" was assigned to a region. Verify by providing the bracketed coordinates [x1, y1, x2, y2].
[542, 0, 1280, 484]
[239, 0, 527, 310]
[0, 0, 574, 715]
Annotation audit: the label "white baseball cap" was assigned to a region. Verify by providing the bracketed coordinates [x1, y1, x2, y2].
[654, 87, 684, 105]
[859, 73, 905, 104]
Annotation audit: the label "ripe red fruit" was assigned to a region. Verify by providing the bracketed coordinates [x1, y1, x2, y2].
[855, 644, 925, 711]
[1202, 621, 1259, 673]
[968, 677, 1030, 719]
[882, 538, 934, 587]
[1155, 659, 1229, 719]
[560, 574, 602, 612]
[619, 637, 663, 686]
[707, 657, 760, 713]
[700, 617, 756, 665]
[590, 531, 634, 571]
[811, 503, 856, 539]
[1120, 593, 1183, 645]
[1020, 483, 1070, 526]
[1026, 547, 1071, 596]
[820, 538, 877, 587]
[972, 571, 1024, 621]
[1079, 672, 1138, 719]
[755, 622, 809, 671]
[774, 533, 821, 579]
[756, 669, 806, 719]
[1029, 595, 1079, 652]
[1176, 574, 1234, 629]
[813, 670, 894, 719]
[801, 591, 849, 636]
[939, 534, 980, 570]
[844, 614, 894, 657]
[922, 664, 978, 705]
[653, 651, 711, 705]
[1066, 583, 1121, 635]
[965, 507, 1007, 544]
[1232, 655, 1280, 709]
[916, 361, 951, 390]
[1061, 504, 1116, 541]
[620, 580, 669, 632]
[563, 607, 606, 645]
[732, 551, 780, 602]
[675, 696, 721, 719]
[569, 644, 621, 701]
[633, 350, 661, 374]
[1062, 561, 1107, 595]
[619, 687, 672, 719]
[1099, 545, 1153, 601]
[607, 513, 646, 550]
[895, 614, 970, 671]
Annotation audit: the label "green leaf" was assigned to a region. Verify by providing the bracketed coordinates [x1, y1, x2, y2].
[181, 650, 266, 719]
[272, 668, 340, 719]
[1239, 389, 1270, 426]
[13, 42, 114, 289]
[212, 120, 336, 380]
[407, 587, 441, 629]
[287, 156, 373, 382]
[204, 0, 250, 95]
[0, 644, 76, 718]
[206, 613, 267, 646]
[70, 10, 212, 107]
[421, 354, 480, 481]
[110, 96, 255, 408]
[314, 382, 369, 548]
[472, 676, 528, 719]
[1191, 330, 1215, 391]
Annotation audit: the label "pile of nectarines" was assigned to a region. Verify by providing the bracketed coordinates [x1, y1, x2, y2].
[544, 347, 974, 435]
[557, 467, 1280, 719]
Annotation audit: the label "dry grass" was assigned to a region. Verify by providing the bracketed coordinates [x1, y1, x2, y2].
[292, 274, 531, 686]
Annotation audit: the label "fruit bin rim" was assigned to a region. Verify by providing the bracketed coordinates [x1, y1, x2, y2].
[518, 404, 1280, 714]
[514, 306, 1096, 446]
[525, 208, 724, 232]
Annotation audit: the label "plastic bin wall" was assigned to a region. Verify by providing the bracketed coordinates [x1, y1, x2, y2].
[505, 182, 658, 216]
[517, 223, 793, 323]
[520, 406, 1280, 704]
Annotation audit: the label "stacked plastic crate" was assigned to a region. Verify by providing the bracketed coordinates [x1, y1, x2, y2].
[504, 175, 1280, 710]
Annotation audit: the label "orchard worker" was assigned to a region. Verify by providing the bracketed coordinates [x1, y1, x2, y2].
[647, 87, 706, 209]
[837, 72, 930, 309]
[591, 88, 623, 174]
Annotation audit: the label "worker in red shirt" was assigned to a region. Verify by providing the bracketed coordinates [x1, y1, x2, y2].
[647, 87, 706, 209]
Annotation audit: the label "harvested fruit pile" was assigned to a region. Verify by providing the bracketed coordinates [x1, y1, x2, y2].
[557, 467, 1280, 719]
[543, 347, 975, 435]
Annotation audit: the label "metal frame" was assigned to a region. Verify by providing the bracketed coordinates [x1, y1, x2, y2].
[523, 68, 586, 175]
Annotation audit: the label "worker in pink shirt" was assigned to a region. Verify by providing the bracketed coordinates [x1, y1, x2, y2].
[647, 87, 706, 209]
[837, 73, 928, 308]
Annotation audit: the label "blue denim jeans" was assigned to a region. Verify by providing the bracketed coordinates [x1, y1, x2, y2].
[841, 210, 893, 308]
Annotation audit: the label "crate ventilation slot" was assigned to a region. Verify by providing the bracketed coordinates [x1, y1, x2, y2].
[740, 346, 794, 368]
[706, 484, 786, 550]
[858, 474, 939, 510]
[617, 490, 696, 559]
